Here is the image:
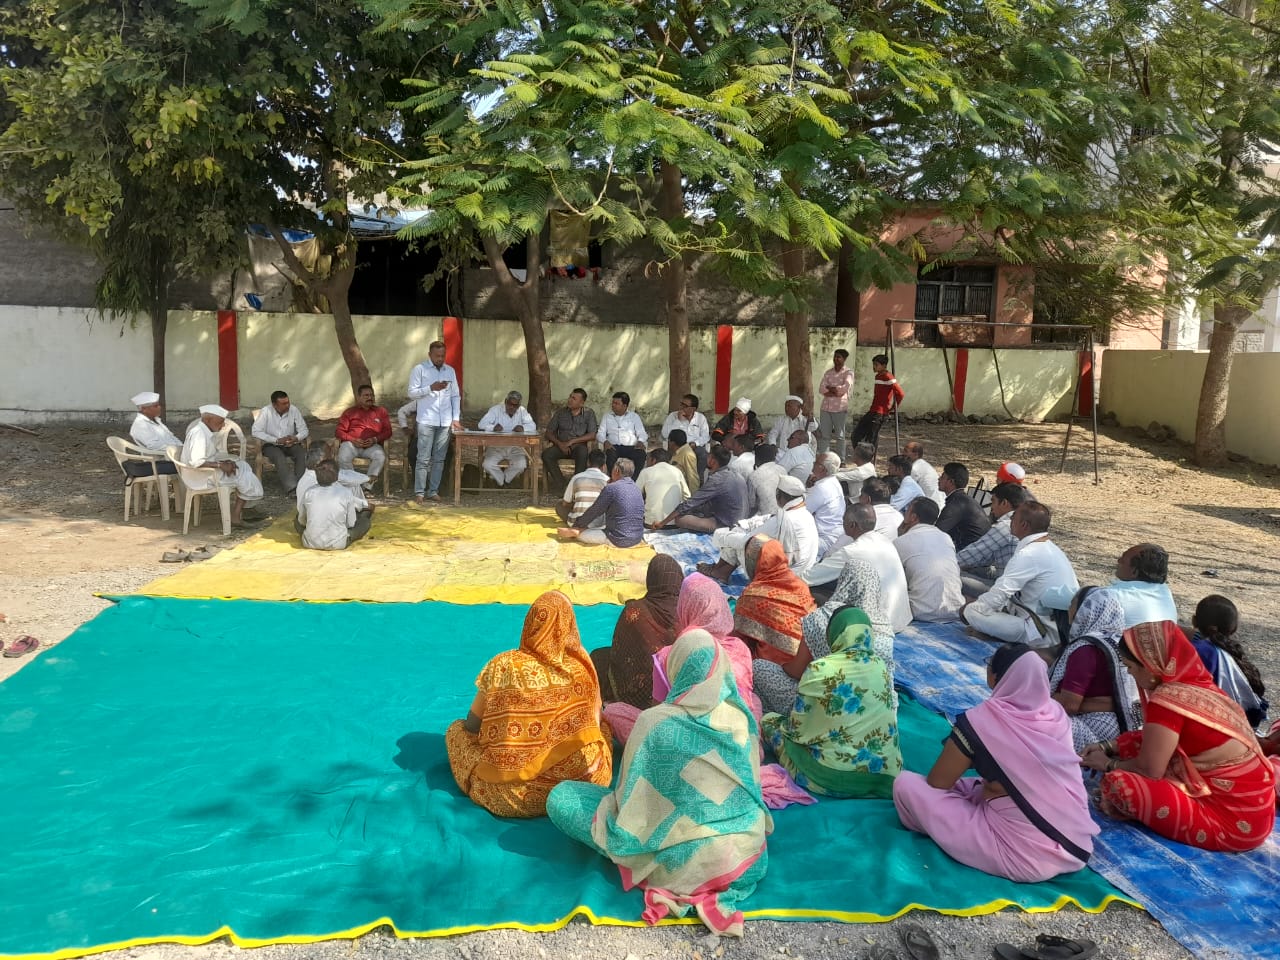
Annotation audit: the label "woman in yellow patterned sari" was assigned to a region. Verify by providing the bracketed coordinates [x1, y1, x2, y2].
[446, 590, 613, 818]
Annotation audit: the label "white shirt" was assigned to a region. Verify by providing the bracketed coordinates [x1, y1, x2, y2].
[130, 413, 180, 452]
[408, 360, 461, 425]
[635, 461, 690, 525]
[911, 458, 940, 500]
[296, 469, 368, 513]
[181, 420, 223, 469]
[836, 461, 876, 488]
[776, 444, 815, 480]
[894, 524, 964, 622]
[396, 399, 418, 428]
[660, 410, 710, 447]
[597, 410, 647, 448]
[299, 483, 359, 550]
[890, 474, 926, 512]
[749, 461, 788, 517]
[805, 475, 845, 550]
[768, 413, 817, 448]
[804, 531, 912, 633]
[729, 452, 755, 483]
[252, 405, 309, 444]
[970, 534, 1079, 621]
[477, 403, 537, 442]
[872, 503, 904, 540]
[562, 466, 610, 522]
[776, 500, 821, 574]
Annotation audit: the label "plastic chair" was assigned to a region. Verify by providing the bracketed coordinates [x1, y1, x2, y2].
[166, 444, 233, 537]
[106, 437, 176, 522]
[249, 407, 312, 481]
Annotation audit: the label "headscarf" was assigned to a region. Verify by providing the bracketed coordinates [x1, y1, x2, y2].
[733, 538, 815, 658]
[800, 560, 896, 703]
[1048, 588, 1142, 735]
[955, 650, 1098, 864]
[472, 590, 605, 783]
[775, 607, 902, 790]
[595, 556, 684, 707]
[1123, 621, 1265, 795]
[663, 572, 758, 720]
[590, 630, 770, 937]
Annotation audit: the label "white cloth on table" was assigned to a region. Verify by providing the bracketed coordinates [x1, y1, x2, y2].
[872, 503, 903, 540]
[660, 410, 710, 447]
[894, 524, 963, 622]
[963, 534, 1079, 647]
[803, 530, 912, 633]
[180, 421, 263, 501]
[596, 411, 647, 448]
[299, 483, 359, 550]
[477, 402, 537, 484]
[130, 413, 181, 452]
[635, 461, 690, 525]
[251, 405, 309, 444]
[804, 474, 845, 550]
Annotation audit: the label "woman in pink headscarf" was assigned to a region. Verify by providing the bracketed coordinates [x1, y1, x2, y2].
[893, 643, 1098, 882]
[604, 573, 761, 742]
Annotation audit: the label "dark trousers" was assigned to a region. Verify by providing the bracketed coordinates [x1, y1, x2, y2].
[606, 444, 646, 478]
[261, 443, 307, 493]
[542, 443, 589, 491]
[850, 411, 887, 452]
[124, 460, 177, 477]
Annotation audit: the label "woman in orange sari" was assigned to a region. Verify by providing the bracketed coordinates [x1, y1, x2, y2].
[1080, 620, 1275, 851]
[732, 537, 815, 665]
[446, 590, 613, 818]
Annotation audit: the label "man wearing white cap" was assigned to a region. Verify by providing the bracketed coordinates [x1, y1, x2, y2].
[768, 395, 817, 448]
[698, 474, 819, 582]
[127, 392, 180, 475]
[816, 348, 855, 461]
[710, 397, 765, 447]
[477, 389, 537, 486]
[180, 404, 264, 525]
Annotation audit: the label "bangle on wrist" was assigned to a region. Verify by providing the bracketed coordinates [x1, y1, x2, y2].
[1105, 758, 1118, 773]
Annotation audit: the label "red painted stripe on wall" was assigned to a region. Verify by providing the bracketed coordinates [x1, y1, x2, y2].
[714, 325, 733, 415]
[216, 310, 239, 411]
[952, 348, 969, 414]
[1078, 351, 1094, 417]
[443, 316, 463, 395]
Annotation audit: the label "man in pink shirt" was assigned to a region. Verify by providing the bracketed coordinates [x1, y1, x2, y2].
[817, 348, 856, 463]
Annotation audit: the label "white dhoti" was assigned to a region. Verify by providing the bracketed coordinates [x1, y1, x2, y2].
[712, 515, 772, 568]
[481, 446, 528, 485]
[207, 460, 263, 501]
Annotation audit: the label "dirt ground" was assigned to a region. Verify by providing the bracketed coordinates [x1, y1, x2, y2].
[2, 417, 1278, 960]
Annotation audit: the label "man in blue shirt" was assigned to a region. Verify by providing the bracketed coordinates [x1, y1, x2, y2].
[557, 459, 646, 547]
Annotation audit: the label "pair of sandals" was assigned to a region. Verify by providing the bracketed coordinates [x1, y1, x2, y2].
[994, 935, 1099, 960]
[160, 546, 217, 563]
[1, 635, 39, 659]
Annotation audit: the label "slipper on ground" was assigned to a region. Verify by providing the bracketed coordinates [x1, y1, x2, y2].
[898, 923, 941, 960]
[3, 635, 39, 658]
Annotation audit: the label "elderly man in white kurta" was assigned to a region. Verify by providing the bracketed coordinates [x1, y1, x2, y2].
[775, 428, 816, 480]
[477, 390, 538, 486]
[767, 395, 817, 448]
[698, 475, 820, 582]
[805, 451, 846, 551]
[127, 391, 181, 477]
[180, 404, 264, 525]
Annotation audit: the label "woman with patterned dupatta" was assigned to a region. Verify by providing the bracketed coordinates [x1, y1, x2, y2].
[894, 643, 1098, 882]
[1080, 620, 1276, 851]
[446, 590, 613, 818]
[546, 629, 771, 937]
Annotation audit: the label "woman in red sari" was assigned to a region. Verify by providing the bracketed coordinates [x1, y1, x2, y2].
[732, 538, 815, 666]
[1080, 620, 1275, 851]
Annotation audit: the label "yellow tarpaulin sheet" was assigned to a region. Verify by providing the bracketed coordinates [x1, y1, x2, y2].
[138, 506, 653, 605]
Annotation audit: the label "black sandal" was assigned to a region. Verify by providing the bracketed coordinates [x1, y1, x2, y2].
[993, 936, 1099, 960]
[898, 923, 941, 960]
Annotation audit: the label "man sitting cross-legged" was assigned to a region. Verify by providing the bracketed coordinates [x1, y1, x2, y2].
[651, 444, 748, 533]
[803, 502, 912, 631]
[894, 496, 964, 623]
[697, 475, 819, 583]
[297, 458, 374, 551]
[859, 476, 903, 540]
[634, 447, 690, 528]
[557, 459, 646, 547]
[555, 448, 610, 527]
[958, 480, 1032, 597]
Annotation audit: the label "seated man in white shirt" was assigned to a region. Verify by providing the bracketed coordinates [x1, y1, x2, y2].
[806, 451, 846, 551]
[126, 391, 179, 476]
[296, 447, 369, 515]
[893, 497, 964, 622]
[804, 503, 912, 632]
[728, 433, 756, 482]
[661, 393, 711, 476]
[698, 475, 819, 582]
[635, 447, 690, 527]
[1042, 542, 1177, 628]
[477, 389, 537, 487]
[179, 404, 265, 526]
[859, 476, 903, 540]
[961, 501, 1078, 647]
[887, 454, 926, 512]
[297, 459, 373, 550]
[597, 390, 648, 477]
[748, 444, 788, 517]
[958, 481, 1032, 597]
[835, 441, 877, 494]
[775, 428, 816, 481]
[252, 389, 310, 494]
[556, 448, 610, 527]
[904, 439, 945, 508]
[767, 395, 817, 448]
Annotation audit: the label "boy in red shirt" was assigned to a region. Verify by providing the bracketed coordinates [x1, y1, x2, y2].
[850, 354, 903, 454]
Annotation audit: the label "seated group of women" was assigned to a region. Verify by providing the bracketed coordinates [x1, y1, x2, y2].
[446, 545, 1276, 935]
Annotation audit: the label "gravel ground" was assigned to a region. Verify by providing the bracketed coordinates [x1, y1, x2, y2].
[4, 417, 1277, 960]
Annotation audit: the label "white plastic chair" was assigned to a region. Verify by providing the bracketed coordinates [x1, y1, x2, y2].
[249, 407, 312, 481]
[106, 437, 175, 522]
[166, 443, 233, 537]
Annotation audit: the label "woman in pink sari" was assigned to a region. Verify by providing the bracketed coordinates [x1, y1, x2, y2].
[604, 573, 760, 742]
[894, 643, 1099, 883]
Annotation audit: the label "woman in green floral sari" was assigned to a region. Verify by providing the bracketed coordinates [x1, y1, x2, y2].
[760, 605, 902, 798]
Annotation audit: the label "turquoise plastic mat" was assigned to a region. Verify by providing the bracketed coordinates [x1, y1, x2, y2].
[0, 597, 1131, 959]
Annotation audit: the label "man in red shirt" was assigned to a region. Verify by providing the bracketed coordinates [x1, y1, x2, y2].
[336, 384, 393, 484]
[850, 354, 904, 454]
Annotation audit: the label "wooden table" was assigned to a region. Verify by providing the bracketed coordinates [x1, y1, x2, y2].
[451, 430, 542, 506]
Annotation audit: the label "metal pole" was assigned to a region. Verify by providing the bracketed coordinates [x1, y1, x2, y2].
[887, 320, 900, 455]
[1090, 330, 1100, 484]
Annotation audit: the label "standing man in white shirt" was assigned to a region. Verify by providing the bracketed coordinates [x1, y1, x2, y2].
[634, 447, 691, 526]
[775, 428, 816, 481]
[298, 459, 373, 550]
[127, 391, 180, 476]
[476, 389, 537, 487]
[408, 339, 462, 504]
[660, 393, 710, 475]
[804, 503, 912, 632]
[768, 395, 817, 448]
[805, 451, 846, 551]
[816, 348, 856, 461]
[961, 501, 1078, 647]
[252, 390, 310, 495]
[180, 404, 265, 526]
[597, 391, 648, 478]
[903, 440, 945, 508]
[893, 497, 964, 622]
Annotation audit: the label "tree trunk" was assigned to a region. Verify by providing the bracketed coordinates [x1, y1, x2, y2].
[658, 160, 691, 409]
[1193, 301, 1247, 466]
[482, 230, 552, 424]
[150, 302, 168, 409]
[834, 238, 859, 329]
[324, 249, 371, 395]
[781, 242, 813, 413]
